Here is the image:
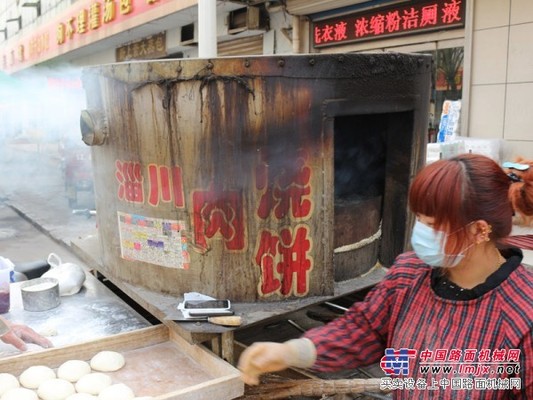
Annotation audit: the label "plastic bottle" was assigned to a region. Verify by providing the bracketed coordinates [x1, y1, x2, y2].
[0, 256, 14, 313]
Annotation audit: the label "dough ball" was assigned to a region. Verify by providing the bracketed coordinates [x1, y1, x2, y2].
[66, 394, 97, 400]
[37, 378, 75, 400]
[38, 324, 58, 337]
[57, 360, 91, 382]
[90, 351, 125, 372]
[97, 383, 135, 400]
[0, 373, 19, 396]
[19, 365, 56, 389]
[134, 397, 154, 400]
[0, 387, 38, 400]
[75, 373, 112, 395]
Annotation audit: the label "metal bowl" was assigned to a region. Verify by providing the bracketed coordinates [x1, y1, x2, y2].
[20, 277, 60, 312]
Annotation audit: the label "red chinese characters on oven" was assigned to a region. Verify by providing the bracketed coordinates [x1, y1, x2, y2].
[147, 164, 185, 208]
[116, 160, 144, 203]
[256, 149, 312, 220]
[254, 149, 314, 297]
[255, 225, 312, 297]
[192, 186, 245, 252]
[116, 160, 185, 208]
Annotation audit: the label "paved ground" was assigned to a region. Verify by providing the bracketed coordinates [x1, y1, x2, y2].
[0, 203, 87, 268]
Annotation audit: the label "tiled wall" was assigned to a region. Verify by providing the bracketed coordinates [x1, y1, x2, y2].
[468, 0, 533, 158]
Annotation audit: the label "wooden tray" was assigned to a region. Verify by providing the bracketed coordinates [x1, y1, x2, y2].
[0, 325, 244, 400]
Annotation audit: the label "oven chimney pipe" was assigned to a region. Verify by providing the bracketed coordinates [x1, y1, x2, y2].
[198, 0, 217, 58]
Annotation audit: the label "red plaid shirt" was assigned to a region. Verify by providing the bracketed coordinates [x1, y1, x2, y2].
[304, 251, 533, 399]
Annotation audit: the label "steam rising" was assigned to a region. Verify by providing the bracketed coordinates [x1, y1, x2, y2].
[0, 65, 89, 205]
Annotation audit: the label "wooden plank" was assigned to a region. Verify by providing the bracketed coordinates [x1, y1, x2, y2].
[211, 336, 221, 358]
[167, 329, 239, 378]
[221, 331, 235, 365]
[0, 325, 244, 400]
[0, 325, 168, 375]
[158, 376, 244, 400]
[381, 111, 415, 266]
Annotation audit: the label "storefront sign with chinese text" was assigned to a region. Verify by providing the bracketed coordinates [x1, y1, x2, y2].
[313, 0, 465, 48]
[116, 32, 166, 62]
[1, 0, 178, 73]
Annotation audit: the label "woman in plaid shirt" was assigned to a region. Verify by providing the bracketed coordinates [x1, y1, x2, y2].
[239, 153, 533, 399]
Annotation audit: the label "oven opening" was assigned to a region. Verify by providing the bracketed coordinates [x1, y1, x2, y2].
[333, 112, 413, 281]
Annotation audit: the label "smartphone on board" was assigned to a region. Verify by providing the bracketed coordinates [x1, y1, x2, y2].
[183, 299, 233, 316]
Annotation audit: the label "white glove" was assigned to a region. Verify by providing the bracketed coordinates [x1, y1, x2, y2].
[238, 338, 316, 385]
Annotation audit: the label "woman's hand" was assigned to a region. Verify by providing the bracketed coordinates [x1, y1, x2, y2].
[238, 339, 317, 385]
[238, 342, 293, 385]
[0, 317, 53, 351]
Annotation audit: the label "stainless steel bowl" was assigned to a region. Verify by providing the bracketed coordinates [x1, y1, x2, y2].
[20, 277, 60, 312]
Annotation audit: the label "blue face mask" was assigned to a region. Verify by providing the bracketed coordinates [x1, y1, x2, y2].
[410, 220, 466, 268]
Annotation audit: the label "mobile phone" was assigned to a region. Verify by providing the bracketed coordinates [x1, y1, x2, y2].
[184, 299, 231, 309]
[187, 309, 235, 317]
[183, 299, 232, 316]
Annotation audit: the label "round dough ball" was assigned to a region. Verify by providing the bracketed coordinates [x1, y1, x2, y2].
[134, 397, 154, 400]
[90, 351, 125, 372]
[97, 383, 134, 400]
[57, 360, 91, 382]
[38, 324, 58, 337]
[37, 378, 75, 400]
[0, 373, 19, 396]
[0, 387, 38, 400]
[19, 365, 56, 389]
[75, 373, 112, 395]
[66, 394, 97, 400]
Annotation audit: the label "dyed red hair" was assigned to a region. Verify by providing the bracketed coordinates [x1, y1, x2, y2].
[409, 153, 513, 254]
[507, 159, 533, 226]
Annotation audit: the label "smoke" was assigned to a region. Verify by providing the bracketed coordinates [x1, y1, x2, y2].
[0, 65, 92, 209]
[0, 65, 86, 142]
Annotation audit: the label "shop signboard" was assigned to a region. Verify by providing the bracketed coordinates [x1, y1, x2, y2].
[312, 0, 466, 48]
[0, 0, 191, 74]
